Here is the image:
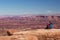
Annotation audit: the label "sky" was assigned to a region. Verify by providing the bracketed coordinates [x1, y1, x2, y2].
[0, 0, 60, 16]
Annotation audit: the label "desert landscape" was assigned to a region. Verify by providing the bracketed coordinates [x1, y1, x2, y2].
[0, 0, 60, 40]
[0, 15, 60, 40]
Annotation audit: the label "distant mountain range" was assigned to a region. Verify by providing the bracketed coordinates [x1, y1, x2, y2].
[0, 15, 60, 29]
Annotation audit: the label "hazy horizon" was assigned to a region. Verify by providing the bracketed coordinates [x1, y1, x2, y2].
[0, 0, 60, 16]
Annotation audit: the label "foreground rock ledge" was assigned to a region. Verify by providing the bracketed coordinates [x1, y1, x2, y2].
[0, 29, 60, 40]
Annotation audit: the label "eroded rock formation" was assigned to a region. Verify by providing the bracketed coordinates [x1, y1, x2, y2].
[0, 29, 60, 40]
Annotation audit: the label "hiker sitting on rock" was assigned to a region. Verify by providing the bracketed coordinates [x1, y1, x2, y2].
[45, 21, 53, 29]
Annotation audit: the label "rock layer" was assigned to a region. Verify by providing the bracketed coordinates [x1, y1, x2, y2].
[0, 29, 60, 40]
